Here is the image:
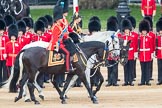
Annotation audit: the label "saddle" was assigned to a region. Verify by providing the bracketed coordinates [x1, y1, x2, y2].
[48, 50, 78, 67]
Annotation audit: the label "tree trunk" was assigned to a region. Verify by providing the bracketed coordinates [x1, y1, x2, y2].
[79, 0, 119, 9]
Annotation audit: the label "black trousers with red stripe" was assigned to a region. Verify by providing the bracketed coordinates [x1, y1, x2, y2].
[140, 62, 150, 84]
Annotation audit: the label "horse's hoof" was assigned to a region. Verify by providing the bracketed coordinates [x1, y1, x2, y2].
[93, 100, 99, 104]
[34, 101, 40, 105]
[61, 100, 67, 104]
[65, 95, 69, 99]
[14, 97, 21, 102]
[25, 99, 31, 102]
[39, 95, 44, 101]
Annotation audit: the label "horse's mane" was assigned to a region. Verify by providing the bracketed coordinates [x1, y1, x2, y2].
[78, 41, 104, 48]
[82, 31, 115, 42]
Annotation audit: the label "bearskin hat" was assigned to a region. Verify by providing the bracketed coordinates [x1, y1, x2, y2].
[159, 17, 162, 21]
[53, 5, 63, 22]
[38, 17, 48, 28]
[22, 17, 33, 28]
[3, 14, 15, 27]
[107, 16, 119, 31]
[88, 16, 101, 33]
[127, 16, 136, 29]
[156, 20, 162, 32]
[139, 20, 150, 33]
[121, 19, 132, 32]
[44, 15, 53, 26]
[0, 19, 6, 30]
[8, 24, 18, 40]
[143, 16, 152, 30]
[62, 0, 69, 13]
[16, 20, 26, 34]
[34, 20, 45, 33]
[89, 16, 101, 23]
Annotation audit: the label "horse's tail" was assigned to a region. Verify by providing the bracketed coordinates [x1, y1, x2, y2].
[0, 50, 25, 92]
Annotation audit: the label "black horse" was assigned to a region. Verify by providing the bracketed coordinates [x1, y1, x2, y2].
[14, 40, 110, 104]
[0, 0, 10, 17]
[9, 0, 30, 20]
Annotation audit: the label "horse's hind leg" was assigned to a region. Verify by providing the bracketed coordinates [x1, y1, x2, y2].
[15, 73, 28, 102]
[79, 72, 98, 104]
[51, 75, 62, 95]
[27, 81, 40, 104]
[92, 69, 104, 96]
[61, 74, 78, 104]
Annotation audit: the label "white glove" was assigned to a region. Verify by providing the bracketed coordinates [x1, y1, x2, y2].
[3, 54, 7, 59]
[134, 52, 138, 59]
[153, 10, 156, 17]
[151, 53, 154, 59]
[153, 51, 156, 58]
[54, 48, 59, 52]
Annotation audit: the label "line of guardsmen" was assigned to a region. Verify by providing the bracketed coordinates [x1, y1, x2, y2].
[104, 15, 162, 87]
[0, 14, 54, 87]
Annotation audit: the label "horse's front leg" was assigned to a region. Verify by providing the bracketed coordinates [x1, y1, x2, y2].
[80, 72, 98, 104]
[15, 73, 28, 102]
[51, 75, 63, 96]
[61, 74, 78, 104]
[92, 69, 104, 96]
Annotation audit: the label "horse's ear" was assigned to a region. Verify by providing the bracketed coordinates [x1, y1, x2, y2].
[127, 40, 131, 46]
[105, 40, 109, 49]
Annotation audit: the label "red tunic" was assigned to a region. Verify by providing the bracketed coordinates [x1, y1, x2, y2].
[62, 18, 73, 33]
[0, 35, 9, 60]
[17, 36, 27, 49]
[156, 35, 162, 59]
[139, 34, 153, 62]
[48, 22, 68, 50]
[121, 33, 137, 60]
[141, 0, 156, 16]
[5, 41, 21, 66]
[32, 33, 49, 42]
[149, 31, 156, 53]
[24, 31, 34, 44]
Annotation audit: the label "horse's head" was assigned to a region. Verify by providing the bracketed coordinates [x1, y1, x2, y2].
[119, 38, 131, 65]
[10, 0, 19, 10]
[107, 34, 120, 60]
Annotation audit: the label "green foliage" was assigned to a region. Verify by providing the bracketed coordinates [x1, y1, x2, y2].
[30, 5, 162, 29]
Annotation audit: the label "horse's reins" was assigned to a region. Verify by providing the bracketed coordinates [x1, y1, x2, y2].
[14, 0, 23, 15]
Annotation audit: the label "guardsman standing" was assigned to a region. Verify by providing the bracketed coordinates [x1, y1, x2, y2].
[3, 14, 15, 36]
[62, 0, 73, 33]
[32, 20, 49, 42]
[44, 14, 53, 39]
[38, 17, 51, 42]
[0, 19, 9, 83]
[88, 16, 101, 86]
[70, 12, 82, 35]
[141, 0, 156, 18]
[127, 16, 138, 81]
[156, 20, 162, 85]
[22, 17, 34, 44]
[16, 20, 27, 49]
[144, 16, 155, 81]
[5, 24, 21, 77]
[106, 16, 119, 87]
[138, 20, 153, 86]
[121, 19, 136, 86]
